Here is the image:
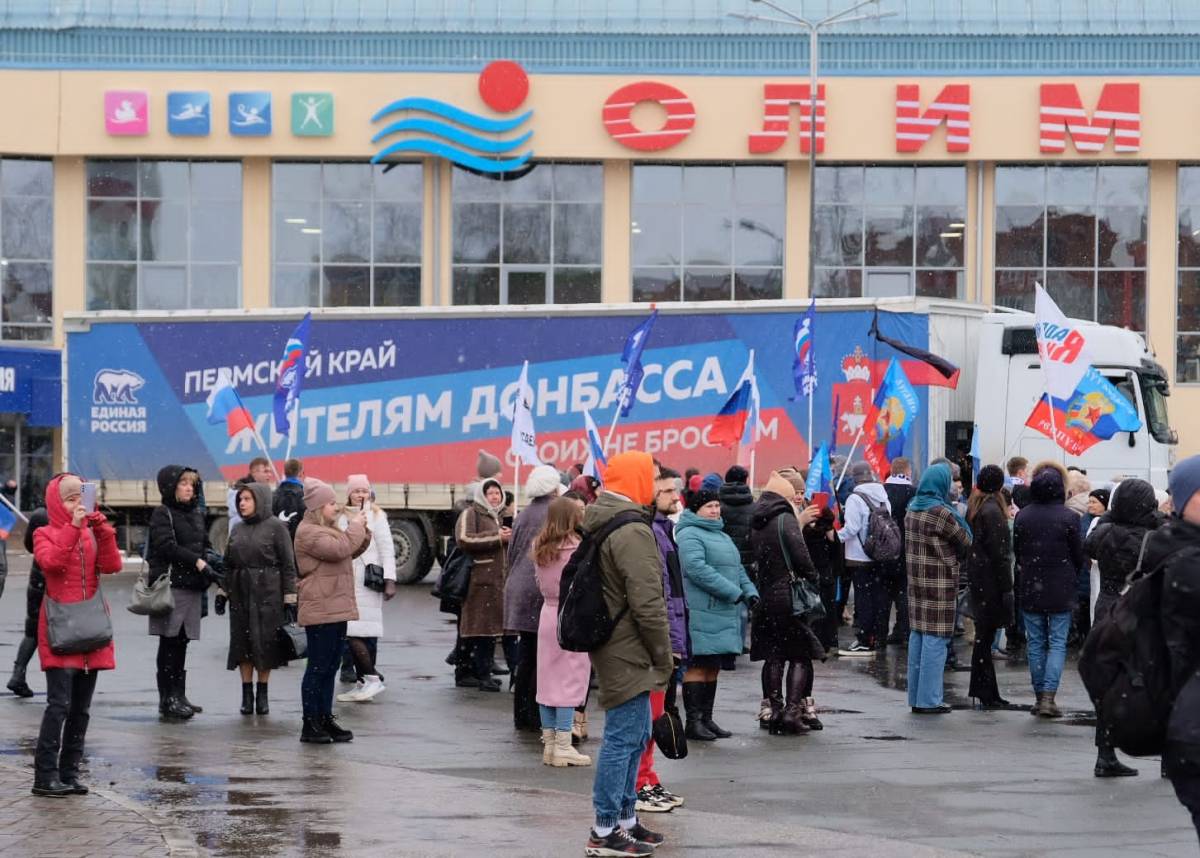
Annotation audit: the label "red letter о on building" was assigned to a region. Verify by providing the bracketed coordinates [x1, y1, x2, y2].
[603, 82, 695, 151]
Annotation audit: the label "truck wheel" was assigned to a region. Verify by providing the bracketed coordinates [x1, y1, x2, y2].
[208, 517, 230, 555]
[392, 518, 433, 584]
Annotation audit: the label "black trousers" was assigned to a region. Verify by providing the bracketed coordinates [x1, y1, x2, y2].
[156, 633, 189, 680]
[1172, 775, 1200, 845]
[513, 632, 539, 729]
[881, 563, 909, 639]
[968, 620, 1001, 702]
[816, 569, 839, 650]
[35, 668, 98, 781]
[849, 561, 888, 647]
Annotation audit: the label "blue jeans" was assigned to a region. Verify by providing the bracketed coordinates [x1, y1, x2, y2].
[1023, 610, 1070, 693]
[593, 692, 651, 829]
[539, 704, 574, 732]
[302, 622, 347, 719]
[907, 631, 950, 708]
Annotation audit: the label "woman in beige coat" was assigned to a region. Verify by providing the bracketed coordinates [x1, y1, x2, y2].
[456, 478, 511, 692]
[294, 478, 370, 745]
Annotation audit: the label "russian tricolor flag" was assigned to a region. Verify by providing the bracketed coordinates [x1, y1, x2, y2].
[582, 409, 607, 480]
[206, 369, 255, 438]
[707, 377, 753, 449]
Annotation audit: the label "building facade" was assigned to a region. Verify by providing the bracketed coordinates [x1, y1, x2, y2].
[1, 2, 1198, 503]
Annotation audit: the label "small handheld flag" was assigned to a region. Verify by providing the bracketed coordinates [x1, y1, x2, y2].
[617, 311, 657, 418]
[273, 313, 311, 436]
[0, 502, 15, 540]
[792, 299, 817, 399]
[206, 369, 256, 438]
[805, 442, 833, 499]
[582, 410, 608, 480]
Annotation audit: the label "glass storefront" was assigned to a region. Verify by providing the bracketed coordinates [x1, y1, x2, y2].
[0, 158, 53, 342]
[86, 159, 243, 310]
[273, 161, 422, 308]
[632, 163, 784, 303]
[0, 419, 54, 512]
[812, 164, 966, 299]
[452, 162, 602, 305]
[994, 164, 1147, 330]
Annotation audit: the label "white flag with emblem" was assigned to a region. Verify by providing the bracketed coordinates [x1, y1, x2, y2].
[1034, 283, 1092, 401]
[507, 360, 541, 466]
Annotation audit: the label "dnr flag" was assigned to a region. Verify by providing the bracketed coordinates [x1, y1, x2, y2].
[863, 359, 920, 479]
[1026, 366, 1141, 456]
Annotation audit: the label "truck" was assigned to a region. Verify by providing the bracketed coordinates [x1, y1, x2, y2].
[64, 297, 1177, 583]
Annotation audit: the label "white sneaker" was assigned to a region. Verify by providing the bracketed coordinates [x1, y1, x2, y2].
[357, 675, 386, 702]
[336, 681, 364, 703]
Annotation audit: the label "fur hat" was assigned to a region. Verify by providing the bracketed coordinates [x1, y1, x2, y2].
[303, 478, 336, 511]
[476, 449, 503, 480]
[525, 464, 563, 500]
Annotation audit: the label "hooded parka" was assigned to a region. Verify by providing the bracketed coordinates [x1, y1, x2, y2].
[147, 465, 212, 640]
[1085, 478, 1164, 605]
[1014, 469, 1085, 615]
[224, 482, 298, 670]
[718, 480, 756, 577]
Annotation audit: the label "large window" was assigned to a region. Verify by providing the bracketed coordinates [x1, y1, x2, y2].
[452, 162, 601, 305]
[86, 160, 242, 310]
[813, 164, 965, 299]
[632, 164, 783, 303]
[994, 164, 1147, 330]
[0, 158, 52, 341]
[273, 161, 422, 308]
[1177, 167, 1200, 383]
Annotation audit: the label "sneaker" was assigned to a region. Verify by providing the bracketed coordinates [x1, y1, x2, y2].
[635, 785, 674, 813]
[624, 821, 665, 846]
[584, 828, 654, 857]
[336, 681, 365, 703]
[477, 677, 502, 693]
[838, 641, 874, 657]
[337, 676, 386, 703]
[649, 784, 684, 808]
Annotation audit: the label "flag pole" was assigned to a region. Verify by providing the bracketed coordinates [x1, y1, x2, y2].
[231, 387, 280, 483]
[835, 427, 865, 492]
[283, 399, 298, 464]
[0, 491, 30, 524]
[807, 392, 814, 463]
[513, 459, 521, 517]
[603, 392, 624, 453]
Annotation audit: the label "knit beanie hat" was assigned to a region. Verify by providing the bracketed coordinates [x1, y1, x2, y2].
[701, 473, 722, 493]
[763, 471, 796, 499]
[58, 474, 82, 501]
[977, 464, 1004, 494]
[1169, 454, 1200, 514]
[724, 465, 749, 485]
[303, 478, 336, 511]
[776, 467, 806, 495]
[687, 474, 704, 494]
[346, 473, 371, 494]
[476, 449, 503, 480]
[525, 464, 563, 500]
[686, 488, 721, 514]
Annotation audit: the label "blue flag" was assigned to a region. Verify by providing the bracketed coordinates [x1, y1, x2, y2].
[791, 298, 817, 400]
[617, 311, 657, 418]
[0, 502, 15, 540]
[273, 313, 312, 436]
[805, 442, 833, 498]
[865, 358, 920, 478]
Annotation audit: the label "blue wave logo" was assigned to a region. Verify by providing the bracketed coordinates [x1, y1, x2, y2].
[371, 61, 534, 173]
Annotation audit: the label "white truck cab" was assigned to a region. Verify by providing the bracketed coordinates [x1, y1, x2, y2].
[973, 311, 1176, 489]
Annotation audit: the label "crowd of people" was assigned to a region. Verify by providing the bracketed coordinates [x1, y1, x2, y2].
[8, 445, 1200, 855]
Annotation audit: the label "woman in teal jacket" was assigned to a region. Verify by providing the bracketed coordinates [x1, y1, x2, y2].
[676, 489, 759, 741]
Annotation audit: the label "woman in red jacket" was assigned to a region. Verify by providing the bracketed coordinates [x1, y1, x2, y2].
[31, 474, 122, 797]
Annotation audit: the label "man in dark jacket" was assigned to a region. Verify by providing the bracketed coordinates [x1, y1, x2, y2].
[1145, 456, 1200, 840]
[718, 465, 755, 578]
[6, 507, 48, 698]
[882, 457, 916, 645]
[1013, 464, 1084, 718]
[272, 458, 306, 541]
[583, 451, 672, 857]
[1084, 476, 1162, 778]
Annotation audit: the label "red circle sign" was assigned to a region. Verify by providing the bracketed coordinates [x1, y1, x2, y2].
[478, 60, 529, 113]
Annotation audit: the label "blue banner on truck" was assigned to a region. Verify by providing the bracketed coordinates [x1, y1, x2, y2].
[66, 310, 931, 483]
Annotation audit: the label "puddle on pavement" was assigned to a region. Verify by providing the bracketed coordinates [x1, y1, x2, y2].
[862, 734, 909, 741]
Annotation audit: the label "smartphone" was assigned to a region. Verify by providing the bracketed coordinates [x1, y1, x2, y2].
[812, 491, 830, 511]
[80, 482, 97, 513]
[502, 515, 514, 528]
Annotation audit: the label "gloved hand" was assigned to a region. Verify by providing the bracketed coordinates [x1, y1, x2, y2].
[746, 595, 761, 612]
[284, 603, 298, 625]
[214, 593, 227, 616]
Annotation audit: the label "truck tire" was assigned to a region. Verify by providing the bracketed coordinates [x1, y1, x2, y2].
[392, 518, 434, 584]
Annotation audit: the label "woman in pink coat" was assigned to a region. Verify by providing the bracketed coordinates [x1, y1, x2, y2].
[534, 497, 593, 768]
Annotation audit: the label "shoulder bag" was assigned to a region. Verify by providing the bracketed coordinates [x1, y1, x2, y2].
[277, 621, 308, 660]
[46, 534, 114, 655]
[364, 563, 387, 593]
[778, 515, 826, 622]
[129, 508, 176, 616]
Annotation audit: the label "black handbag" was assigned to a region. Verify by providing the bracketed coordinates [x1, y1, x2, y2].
[46, 542, 114, 655]
[432, 543, 473, 607]
[277, 623, 308, 660]
[652, 704, 688, 760]
[778, 516, 827, 622]
[363, 563, 387, 593]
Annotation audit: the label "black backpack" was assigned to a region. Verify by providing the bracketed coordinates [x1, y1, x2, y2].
[557, 510, 648, 653]
[1078, 532, 1173, 757]
[852, 490, 903, 562]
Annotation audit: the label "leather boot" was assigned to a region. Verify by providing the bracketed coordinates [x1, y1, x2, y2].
[1095, 746, 1139, 778]
[31, 776, 73, 797]
[255, 682, 269, 715]
[1030, 692, 1045, 716]
[757, 698, 773, 730]
[240, 683, 254, 715]
[179, 671, 202, 714]
[701, 680, 732, 738]
[7, 637, 36, 697]
[1039, 692, 1063, 719]
[572, 709, 588, 745]
[761, 662, 786, 734]
[802, 698, 824, 731]
[683, 682, 716, 741]
[780, 702, 810, 735]
[156, 671, 169, 715]
[161, 673, 194, 721]
[300, 717, 333, 744]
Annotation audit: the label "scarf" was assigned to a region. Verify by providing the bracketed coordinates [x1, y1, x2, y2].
[908, 463, 972, 539]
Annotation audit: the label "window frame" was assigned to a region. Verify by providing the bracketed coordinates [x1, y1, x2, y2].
[0, 157, 54, 342]
[1176, 164, 1200, 385]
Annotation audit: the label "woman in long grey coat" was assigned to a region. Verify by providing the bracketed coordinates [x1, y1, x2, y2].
[223, 481, 297, 717]
[504, 465, 563, 731]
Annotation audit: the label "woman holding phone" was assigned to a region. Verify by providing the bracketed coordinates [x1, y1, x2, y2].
[336, 474, 396, 704]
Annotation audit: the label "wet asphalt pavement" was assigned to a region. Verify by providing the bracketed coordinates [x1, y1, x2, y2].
[0, 561, 1194, 858]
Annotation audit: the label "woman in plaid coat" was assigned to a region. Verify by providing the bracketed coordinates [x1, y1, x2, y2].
[905, 463, 973, 713]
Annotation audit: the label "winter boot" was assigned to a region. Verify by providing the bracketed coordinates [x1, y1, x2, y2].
[757, 698, 773, 730]
[156, 671, 169, 715]
[1039, 692, 1063, 719]
[160, 673, 193, 721]
[572, 709, 588, 744]
[255, 682, 269, 715]
[31, 776, 73, 797]
[7, 664, 33, 698]
[179, 671, 202, 714]
[1095, 746, 1139, 778]
[541, 728, 555, 765]
[683, 682, 717, 741]
[801, 697, 824, 731]
[300, 717, 333, 744]
[322, 715, 354, 743]
[550, 731, 592, 767]
[762, 661, 786, 734]
[240, 683, 254, 715]
[701, 680, 732, 738]
[1030, 692, 1045, 717]
[779, 702, 811, 735]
